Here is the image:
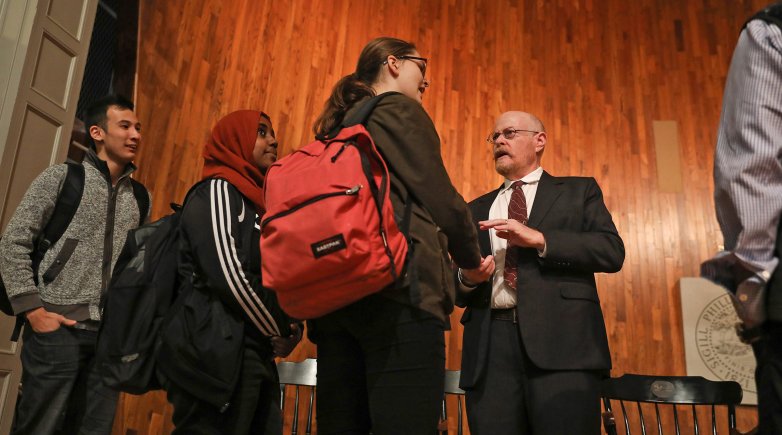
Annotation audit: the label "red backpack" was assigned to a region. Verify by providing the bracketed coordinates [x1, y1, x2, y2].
[261, 93, 408, 319]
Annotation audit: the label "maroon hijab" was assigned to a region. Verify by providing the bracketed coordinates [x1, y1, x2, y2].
[202, 110, 269, 211]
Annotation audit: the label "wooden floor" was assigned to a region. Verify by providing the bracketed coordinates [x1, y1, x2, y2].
[117, 0, 771, 433]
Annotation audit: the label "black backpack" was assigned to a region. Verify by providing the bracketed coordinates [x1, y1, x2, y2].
[0, 161, 149, 341]
[95, 182, 202, 394]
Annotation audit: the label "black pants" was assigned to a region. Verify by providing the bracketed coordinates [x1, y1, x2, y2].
[464, 317, 602, 435]
[309, 295, 445, 435]
[13, 326, 119, 435]
[753, 322, 782, 435]
[164, 335, 282, 435]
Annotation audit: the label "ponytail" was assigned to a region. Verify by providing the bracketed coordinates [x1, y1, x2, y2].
[314, 37, 417, 137]
[313, 73, 374, 137]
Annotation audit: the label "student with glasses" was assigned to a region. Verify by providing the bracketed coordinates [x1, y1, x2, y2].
[310, 36, 492, 435]
[455, 111, 625, 434]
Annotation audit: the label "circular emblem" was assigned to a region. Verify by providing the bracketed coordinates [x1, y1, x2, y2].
[695, 294, 756, 394]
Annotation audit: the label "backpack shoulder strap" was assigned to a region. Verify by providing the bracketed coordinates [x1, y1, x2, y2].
[342, 91, 401, 127]
[130, 178, 150, 225]
[745, 2, 782, 30]
[14, 161, 85, 342]
[184, 179, 210, 203]
[37, 161, 85, 253]
[317, 92, 403, 141]
[170, 179, 211, 214]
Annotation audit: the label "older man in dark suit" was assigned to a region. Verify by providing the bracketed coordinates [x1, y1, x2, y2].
[456, 111, 625, 434]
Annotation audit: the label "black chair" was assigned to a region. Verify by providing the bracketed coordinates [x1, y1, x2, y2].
[601, 374, 745, 435]
[439, 370, 466, 435]
[278, 358, 317, 435]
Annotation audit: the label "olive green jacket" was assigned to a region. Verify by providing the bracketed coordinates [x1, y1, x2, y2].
[346, 92, 481, 322]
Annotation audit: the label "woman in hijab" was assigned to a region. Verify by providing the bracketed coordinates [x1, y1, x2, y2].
[157, 110, 301, 434]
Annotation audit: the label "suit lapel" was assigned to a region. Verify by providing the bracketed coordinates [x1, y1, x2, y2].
[527, 171, 563, 228]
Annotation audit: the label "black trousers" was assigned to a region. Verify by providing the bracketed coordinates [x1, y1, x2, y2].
[164, 335, 282, 435]
[309, 295, 445, 435]
[753, 322, 782, 435]
[464, 316, 602, 435]
[13, 326, 118, 435]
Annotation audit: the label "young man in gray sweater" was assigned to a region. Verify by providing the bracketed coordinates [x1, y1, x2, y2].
[0, 94, 149, 434]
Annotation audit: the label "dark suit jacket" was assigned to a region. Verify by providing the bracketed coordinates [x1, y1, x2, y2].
[457, 172, 624, 389]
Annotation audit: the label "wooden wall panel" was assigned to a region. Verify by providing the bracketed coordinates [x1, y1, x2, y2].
[117, 0, 770, 433]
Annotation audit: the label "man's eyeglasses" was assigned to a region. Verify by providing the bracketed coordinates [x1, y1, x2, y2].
[486, 128, 540, 144]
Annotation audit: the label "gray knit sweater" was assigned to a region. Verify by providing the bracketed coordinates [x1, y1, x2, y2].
[0, 151, 146, 321]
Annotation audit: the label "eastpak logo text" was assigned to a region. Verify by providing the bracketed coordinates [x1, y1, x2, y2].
[311, 234, 347, 258]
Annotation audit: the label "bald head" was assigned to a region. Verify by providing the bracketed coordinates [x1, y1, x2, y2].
[492, 111, 547, 180]
[497, 111, 545, 133]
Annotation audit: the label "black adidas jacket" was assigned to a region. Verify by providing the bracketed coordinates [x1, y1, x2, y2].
[179, 178, 289, 336]
[157, 178, 292, 410]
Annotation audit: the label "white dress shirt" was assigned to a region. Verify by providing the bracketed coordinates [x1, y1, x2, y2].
[461, 166, 544, 309]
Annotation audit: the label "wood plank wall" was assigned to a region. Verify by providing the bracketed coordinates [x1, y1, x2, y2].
[116, 0, 770, 433]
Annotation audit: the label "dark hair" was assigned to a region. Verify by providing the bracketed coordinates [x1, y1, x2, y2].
[313, 37, 416, 137]
[83, 94, 134, 149]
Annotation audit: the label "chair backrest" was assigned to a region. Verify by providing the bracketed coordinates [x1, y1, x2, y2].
[440, 370, 466, 435]
[278, 358, 317, 435]
[601, 374, 743, 435]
